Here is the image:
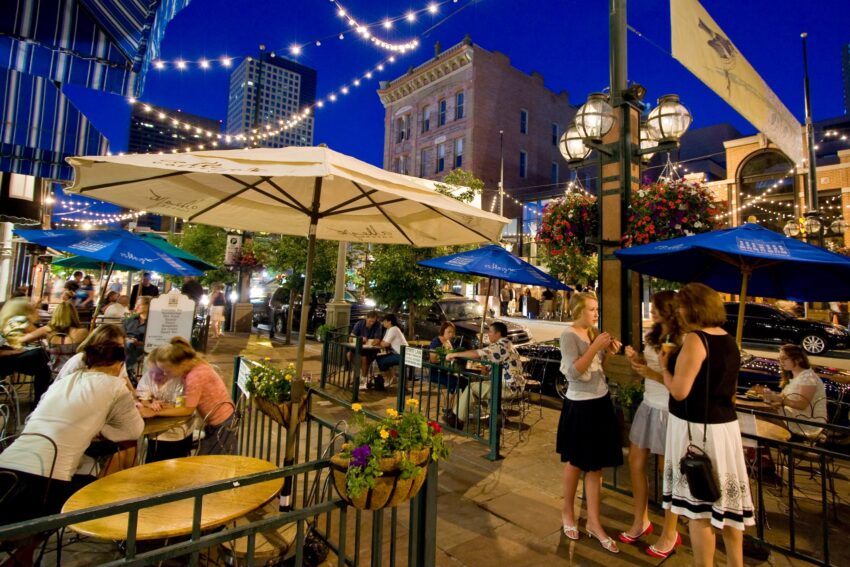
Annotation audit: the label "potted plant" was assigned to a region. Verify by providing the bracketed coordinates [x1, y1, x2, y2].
[612, 380, 645, 447]
[315, 323, 331, 343]
[330, 399, 449, 510]
[245, 358, 308, 428]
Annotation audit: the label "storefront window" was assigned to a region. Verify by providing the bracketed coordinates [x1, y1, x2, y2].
[737, 151, 796, 233]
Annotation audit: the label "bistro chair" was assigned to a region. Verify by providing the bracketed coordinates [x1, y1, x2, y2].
[193, 400, 239, 456]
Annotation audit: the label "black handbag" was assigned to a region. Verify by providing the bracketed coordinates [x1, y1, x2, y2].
[679, 332, 721, 502]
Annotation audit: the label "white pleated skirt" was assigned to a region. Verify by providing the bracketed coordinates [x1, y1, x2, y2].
[662, 414, 756, 531]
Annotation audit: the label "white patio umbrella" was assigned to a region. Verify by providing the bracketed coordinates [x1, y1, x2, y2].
[66, 146, 507, 379]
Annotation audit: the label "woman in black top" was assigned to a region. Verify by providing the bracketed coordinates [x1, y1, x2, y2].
[659, 283, 753, 567]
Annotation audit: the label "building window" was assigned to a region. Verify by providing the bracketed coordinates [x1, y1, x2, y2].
[395, 117, 404, 143]
[438, 99, 447, 126]
[454, 138, 464, 168]
[455, 92, 465, 120]
[400, 155, 408, 175]
[550, 162, 559, 185]
[420, 148, 428, 177]
[421, 107, 431, 133]
[519, 151, 527, 178]
[551, 123, 559, 146]
[520, 109, 528, 134]
[436, 143, 446, 173]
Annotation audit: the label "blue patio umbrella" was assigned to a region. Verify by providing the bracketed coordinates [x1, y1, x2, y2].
[419, 244, 570, 340]
[14, 228, 202, 327]
[614, 223, 850, 343]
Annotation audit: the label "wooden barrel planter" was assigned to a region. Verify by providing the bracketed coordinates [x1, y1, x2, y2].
[253, 397, 308, 429]
[330, 448, 431, 510]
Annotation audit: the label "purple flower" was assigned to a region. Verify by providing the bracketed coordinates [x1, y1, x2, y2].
[351, 445, 372, 468]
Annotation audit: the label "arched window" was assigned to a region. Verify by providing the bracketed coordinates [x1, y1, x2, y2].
[737, 151, 795, 233]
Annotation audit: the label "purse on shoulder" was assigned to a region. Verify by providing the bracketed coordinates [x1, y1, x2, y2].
[679, 332, 721, 502]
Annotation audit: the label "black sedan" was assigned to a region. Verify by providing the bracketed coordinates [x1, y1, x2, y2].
[724, 302, 850, 355]
[515, 340, 850, 427]
[253, 288, 372, 335]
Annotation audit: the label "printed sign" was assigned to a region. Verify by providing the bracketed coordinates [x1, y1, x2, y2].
[224, 234, 242, 265]
[735, 238, 790, 257]
[145, 292, 196, 351]
[236, 358, 252, 397]
[404, 347, 423, 369]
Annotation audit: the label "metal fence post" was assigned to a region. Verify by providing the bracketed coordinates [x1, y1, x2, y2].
[396, 345, 407, 412]
[486, 363, 502, 461]
[408, 460, 438, 567]
[352, 336, 362, 403]
[320, 335, 330, 388]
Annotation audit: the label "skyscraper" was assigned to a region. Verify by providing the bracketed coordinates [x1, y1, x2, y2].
[127, 103, 221, 154]
[225, 52, 317, 148]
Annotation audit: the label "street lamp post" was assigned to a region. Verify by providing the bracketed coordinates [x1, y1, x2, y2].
[498, 129, 505, 216]
[801, 32, 822, 248]
[557, 0, 692, 345]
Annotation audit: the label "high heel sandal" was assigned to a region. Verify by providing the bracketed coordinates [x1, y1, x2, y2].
[561, 525, 579, 541]
[586, 529, 619, 554]
[618, 522, 653, 544]
[646, 533, 683, 559]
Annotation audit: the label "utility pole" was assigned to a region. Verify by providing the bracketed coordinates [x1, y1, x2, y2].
[498, 130, 505, 216]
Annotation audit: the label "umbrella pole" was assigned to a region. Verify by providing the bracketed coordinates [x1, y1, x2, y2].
[735, 269, 751, 346]
[90, 263, 114, 331]
[281, 178, 322, 511]
[479, 277, 493, 346]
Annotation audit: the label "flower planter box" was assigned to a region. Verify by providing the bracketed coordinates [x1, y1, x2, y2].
[253, 397, 308, 429]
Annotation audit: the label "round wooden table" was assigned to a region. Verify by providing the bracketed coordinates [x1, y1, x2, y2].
[142, 415, 195, 436]
[735, 395, 774, 412]
[754, 419, 792, 442]
[407, 340, 432, 349]
[62, 456, 280, 540]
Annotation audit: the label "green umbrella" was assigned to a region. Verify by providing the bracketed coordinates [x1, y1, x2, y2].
[136, 233, 218, 272]
[52, 256, 134, 271]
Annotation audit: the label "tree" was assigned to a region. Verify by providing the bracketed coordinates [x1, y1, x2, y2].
[366, 169, 488, 337]
[169, 224, 235, 286]
[260, 235, 339, 294]
[434, 168, 485, 204]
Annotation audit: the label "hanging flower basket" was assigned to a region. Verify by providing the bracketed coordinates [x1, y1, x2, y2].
[245, 359, 306, 428]
[252, 396, 308, 428]
[330, 447, 431, 510]
[330, 400, 449, 510]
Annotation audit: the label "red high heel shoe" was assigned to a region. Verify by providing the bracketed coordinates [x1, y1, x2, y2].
[618, 522, 653, 544]
[646, 533, 683, 559]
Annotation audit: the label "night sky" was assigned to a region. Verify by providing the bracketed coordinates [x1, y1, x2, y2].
[71, 0, 848, 170]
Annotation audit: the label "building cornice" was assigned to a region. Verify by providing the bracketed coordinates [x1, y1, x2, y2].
[378, 45, 473, 106]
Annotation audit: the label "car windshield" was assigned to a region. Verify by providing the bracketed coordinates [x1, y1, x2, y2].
[440, 300, 484, 320]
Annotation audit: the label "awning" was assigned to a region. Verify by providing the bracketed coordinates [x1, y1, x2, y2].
[0, 68, 108, 180]
[0, 0, 193, 97]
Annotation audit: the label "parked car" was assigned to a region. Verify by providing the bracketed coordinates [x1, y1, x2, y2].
[515, 340, 850, 427]
[724, 302, 850, 355]
[412, 295, 533, 349]
[252, 288, 372, 335]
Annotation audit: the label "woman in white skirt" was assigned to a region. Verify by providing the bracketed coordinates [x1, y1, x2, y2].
[209, 283, 226, 338]
[659, 283, 754, 567]
[621, 290, 682, 558]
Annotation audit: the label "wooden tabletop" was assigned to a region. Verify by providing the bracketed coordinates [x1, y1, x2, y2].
[62, 456, 280, 541]
[142, 415, 195, 436]
[407, 340, 431, 348]
[754, 419, 792, 442]
[735, 395, 774, 412]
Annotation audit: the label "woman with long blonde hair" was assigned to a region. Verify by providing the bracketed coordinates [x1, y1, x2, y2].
[145, 337, 236, 455]
[556, 292, 623, 553]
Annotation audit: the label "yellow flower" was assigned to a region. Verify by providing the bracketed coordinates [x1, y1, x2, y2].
[379, 428, 389, 439]
[386, 408, 399, 418]
[264, 357, 271, 362]
[352, 403, 363, 412]
[284, 374, 292, 381]
[405, 398, 419, 407]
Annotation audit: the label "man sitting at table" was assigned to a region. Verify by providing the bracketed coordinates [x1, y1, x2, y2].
[348, 311, 385, 389]
[445, 322, 525, 429]
[0, 326, 144, 562]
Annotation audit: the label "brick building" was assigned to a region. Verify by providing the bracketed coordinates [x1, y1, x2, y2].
[377, 37, 575, 224]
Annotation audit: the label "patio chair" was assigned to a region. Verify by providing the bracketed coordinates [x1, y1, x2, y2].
[193, 400, 239, 456]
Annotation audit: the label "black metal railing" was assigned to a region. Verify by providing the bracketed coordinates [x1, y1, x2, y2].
[397, 345, 503, 461]
[321, 328, 363, 403]
[0, 358, 439, 566]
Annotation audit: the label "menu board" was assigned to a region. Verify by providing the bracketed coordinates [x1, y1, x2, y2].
[145, 292, 196, 351]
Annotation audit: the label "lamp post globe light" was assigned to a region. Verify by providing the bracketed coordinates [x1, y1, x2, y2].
[645, 94, 692, 143]
[553, 0, 694, 346]
[831, 219, 849, 235]
[803, 215, 822, 236]
[574, 93, 615, 144]
[783, 220, 801, 238]
[559, 123, 592, 164]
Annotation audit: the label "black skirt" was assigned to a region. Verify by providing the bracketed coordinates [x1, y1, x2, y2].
[556, 393, 623, 471]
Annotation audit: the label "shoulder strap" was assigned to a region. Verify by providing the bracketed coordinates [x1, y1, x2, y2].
[686, 331, 711, 446]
